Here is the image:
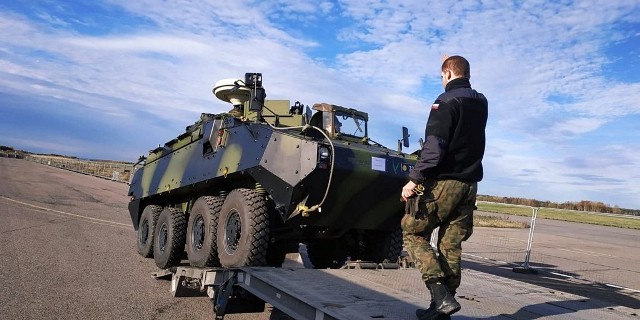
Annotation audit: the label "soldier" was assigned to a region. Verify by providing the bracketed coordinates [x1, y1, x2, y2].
[400, 55, 488, 320]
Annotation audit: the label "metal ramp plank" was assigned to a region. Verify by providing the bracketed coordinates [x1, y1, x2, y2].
[171, 263, 639, 319]
[244, 267, 425, 319]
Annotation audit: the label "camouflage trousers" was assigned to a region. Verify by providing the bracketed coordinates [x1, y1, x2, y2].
[401, 179, 477, 292]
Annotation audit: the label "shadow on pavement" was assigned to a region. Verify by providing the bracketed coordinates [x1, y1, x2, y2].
[462, 257, 640, 310]
[448, 298, 628, 319]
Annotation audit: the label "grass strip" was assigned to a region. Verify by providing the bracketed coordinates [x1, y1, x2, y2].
[477, 202, 640, 230]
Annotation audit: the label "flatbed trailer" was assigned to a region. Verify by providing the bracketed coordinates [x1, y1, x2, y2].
[164, 262, 426, 320]
[157, 259, 640, 320]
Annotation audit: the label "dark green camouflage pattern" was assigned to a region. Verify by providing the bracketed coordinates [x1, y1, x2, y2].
[128, 98, 416, 241]
[401, 179, 477, 291]
[127, 74, 419, 268]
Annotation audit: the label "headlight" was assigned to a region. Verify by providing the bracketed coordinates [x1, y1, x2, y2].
[318, 146, 330, 161]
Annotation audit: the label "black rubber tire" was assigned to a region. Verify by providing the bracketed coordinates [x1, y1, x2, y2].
[136, 205, 162, 258]
[386, 225, 404, 262]
[361, 225, 403, 263]
[216, 188, 269, 267]
[187, 196, 224, 267]
[306, 239, 349, 269]
[153, 207, 187, 269]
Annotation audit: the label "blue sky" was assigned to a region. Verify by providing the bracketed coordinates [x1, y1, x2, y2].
[1, 0, 639, 209]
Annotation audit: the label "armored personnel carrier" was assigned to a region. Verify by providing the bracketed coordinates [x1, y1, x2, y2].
[127, 73, 416, 269]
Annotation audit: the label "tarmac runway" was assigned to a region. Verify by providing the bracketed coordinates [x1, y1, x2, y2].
[0, 157, 638, 319]
[465, 211, 640, 308]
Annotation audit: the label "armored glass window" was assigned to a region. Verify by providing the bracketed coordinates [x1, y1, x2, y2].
[335, 110, 366, 138]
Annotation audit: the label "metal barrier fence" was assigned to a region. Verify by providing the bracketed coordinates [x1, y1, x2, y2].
[454, 202, 640, 292]
[24, 155, 134, 184]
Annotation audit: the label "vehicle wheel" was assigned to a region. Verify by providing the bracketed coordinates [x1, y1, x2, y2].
[154, 207, 187, 269]
[361, 225, 403, 263]
[187, 196, 224, 267]
[217, 188, 269, 267]
[136, 205, 162, 258]
[306, 239, 348, 269]
[386, 225, 404, 262]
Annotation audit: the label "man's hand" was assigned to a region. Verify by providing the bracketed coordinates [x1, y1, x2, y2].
[401, 181, 417, 202]
[442, 54, 449, 62]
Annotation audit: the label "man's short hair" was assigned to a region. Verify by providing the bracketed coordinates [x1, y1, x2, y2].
[442, 55, 470, 79]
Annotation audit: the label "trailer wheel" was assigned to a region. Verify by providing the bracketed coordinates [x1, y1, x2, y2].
[154, 207, 187, 269]
[217, 188, 269, 267]
[187, 196, 224, 267]
[306, 239, 348, 269]
[136, 205, 163, 258]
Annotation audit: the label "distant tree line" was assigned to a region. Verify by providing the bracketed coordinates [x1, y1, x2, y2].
[477, 195, 639, 216]
[1, 146, 134, 164]
[0, 145, 26, 159]
[1, 145, 72, 159]
[5, 144, 638, 216]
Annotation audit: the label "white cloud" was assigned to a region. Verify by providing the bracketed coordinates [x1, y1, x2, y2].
[60, 35, 210, 54]
[483, 136, 640, 206]
[1, 1, 640, 208]
[548, 117, 607, 136]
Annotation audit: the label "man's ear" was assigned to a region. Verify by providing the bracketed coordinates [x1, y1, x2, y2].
[444, 70, 452, 80]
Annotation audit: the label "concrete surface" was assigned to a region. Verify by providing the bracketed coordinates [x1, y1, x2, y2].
[0, 157, 637, 319]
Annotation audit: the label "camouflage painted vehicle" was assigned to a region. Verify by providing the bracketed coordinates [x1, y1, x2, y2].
[128, 73, 416, 269]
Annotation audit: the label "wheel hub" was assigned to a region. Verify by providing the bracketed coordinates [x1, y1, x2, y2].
[139, 219, 149, 245]
[158, 223, 168, 252]
[224, 210, 241, 254]
[192, 215, 205, 250]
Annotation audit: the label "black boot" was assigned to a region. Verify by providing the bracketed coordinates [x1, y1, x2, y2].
[426, 282, 460, 315]
[416, 302, 452, 320]
[416, 284, 457, 319]
[415, 300, 435, 319]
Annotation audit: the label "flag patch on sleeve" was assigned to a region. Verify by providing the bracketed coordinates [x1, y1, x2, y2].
[431, 103, 439, 110]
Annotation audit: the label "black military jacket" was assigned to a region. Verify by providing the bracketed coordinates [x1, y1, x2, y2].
[409, 77, 488, 184]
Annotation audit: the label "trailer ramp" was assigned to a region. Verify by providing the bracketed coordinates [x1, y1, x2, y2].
[171, 265, 427, 320]
[167, 261, 639, 319]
